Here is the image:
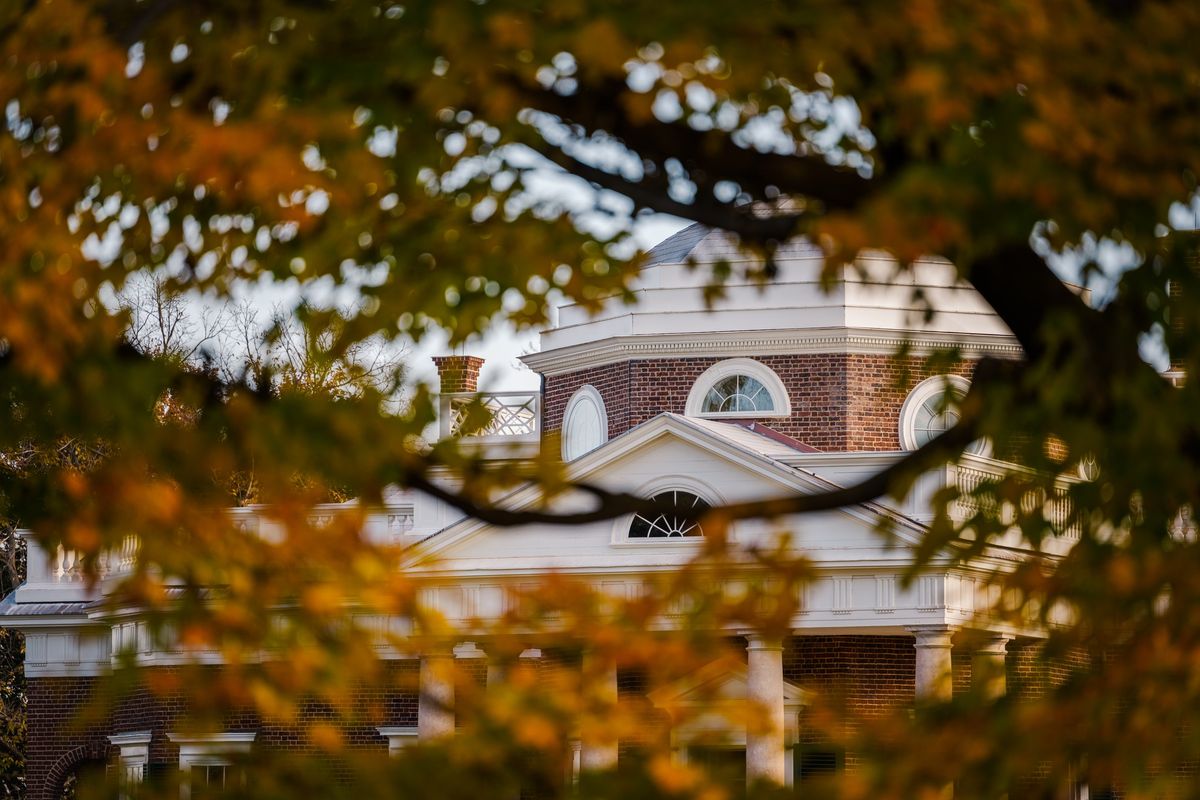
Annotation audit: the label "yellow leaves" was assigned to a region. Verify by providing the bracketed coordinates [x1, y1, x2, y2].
[573, 19, 631, 76]
[179, 621, 214, 651]
[486, 13, 533, 51]
[513, 713, 559, 751]
[307, 721, 345, 752]
[903, 65, 945, 99]
[302, 582, 343, 617]
[65, 520, 100, 553]
[1107, 553, 1138, 595]
[648, 754, 719, 797]
[250, 679, 296, 723]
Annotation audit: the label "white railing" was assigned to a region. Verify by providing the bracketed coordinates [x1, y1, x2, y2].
[438, 391, 541, 442]
[49, 536, 142, 583]
[947, 459, 1078, 536]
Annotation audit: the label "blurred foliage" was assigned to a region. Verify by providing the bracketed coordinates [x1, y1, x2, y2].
[0, 0, 1199, 798]
[0, 523, 23, 798]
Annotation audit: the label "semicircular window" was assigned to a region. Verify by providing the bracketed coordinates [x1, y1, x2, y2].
[912, 394, 960, 447]
[701, 375, 775, 414]
[910, 388, 987, 455]
[629, 490, 710, 538]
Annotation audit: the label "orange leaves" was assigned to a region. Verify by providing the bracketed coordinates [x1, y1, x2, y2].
[486, 12, 534, 51]
[573, 19, 632, 76]
[301, 582, 344, 618]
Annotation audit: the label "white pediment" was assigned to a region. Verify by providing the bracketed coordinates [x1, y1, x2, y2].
[408, 413, 930, 573]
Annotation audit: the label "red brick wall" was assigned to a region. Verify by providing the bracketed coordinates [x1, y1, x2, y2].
[26, 676, 108, 800]
[784, 635, 916, 728]
[844, 355, 975, 451]
[28, 637, 1057, 793]
[25, 662, 420, 800]
[543, 355, 976, 451]
[543, 361, 635, 441]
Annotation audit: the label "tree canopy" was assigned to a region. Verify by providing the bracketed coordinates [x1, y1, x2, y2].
[2, 0, 1200, 797]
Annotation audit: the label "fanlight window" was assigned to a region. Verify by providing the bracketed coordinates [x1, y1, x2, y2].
[902, 376, 987, 456]
[701, 375, 775, 414]
[629, 491, 710, 538]
[911, 393, 960, 448]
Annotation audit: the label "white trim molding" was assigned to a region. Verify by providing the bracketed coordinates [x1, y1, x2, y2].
[168, 732, 256, 800]
[899, 374, 974, 452]
[376, 726, 420, 754]
[522, 328, 1023, 376]
[685, 358, 791, 419]
[562, 384, 609, 461]
[611, 475, 726, 545]
[109, 731, 152, 793]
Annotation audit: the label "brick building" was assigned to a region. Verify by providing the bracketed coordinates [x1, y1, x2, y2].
[3, 225, 1066, 796]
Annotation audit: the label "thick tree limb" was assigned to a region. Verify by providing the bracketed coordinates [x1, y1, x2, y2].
[533, 138, 803, 242]
[525, 80, 879, 213]
[964, 242, 1106, 361]
[407, 403, 983, 528]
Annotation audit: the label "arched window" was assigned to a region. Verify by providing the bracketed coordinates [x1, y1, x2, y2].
[629, 490, 710, 538]
[899, 375, 986, 454]
[561, 385, 608, 461]
[702, 375, 775, 414]
[685, 358, 790, 419]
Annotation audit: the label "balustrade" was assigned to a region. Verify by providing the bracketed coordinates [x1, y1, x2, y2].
[438, 391, 541, 441]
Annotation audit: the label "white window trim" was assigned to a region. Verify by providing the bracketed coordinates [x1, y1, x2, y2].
[376, 725, 420, 754]
[898, 374, 972, 451]
[108, 730, 152, 794]
[685, 358, 791, 419]
[611, 477, 725, 546]
[167, 732, 256, 800]
[561, 384, 609, 461]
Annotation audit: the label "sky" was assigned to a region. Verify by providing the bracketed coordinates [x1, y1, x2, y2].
[429, 192, 1200, 392]
[413, 212, 689, 392]
[86, 124, 1200, 394]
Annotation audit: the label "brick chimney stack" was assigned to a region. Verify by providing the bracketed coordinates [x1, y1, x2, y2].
[432, 355, 485, 394]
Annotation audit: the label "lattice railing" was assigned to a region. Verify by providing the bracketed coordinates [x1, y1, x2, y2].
[440, 391, 540, 440]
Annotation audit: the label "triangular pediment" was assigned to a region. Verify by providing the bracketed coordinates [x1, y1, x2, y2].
[408, 413, 928, 569]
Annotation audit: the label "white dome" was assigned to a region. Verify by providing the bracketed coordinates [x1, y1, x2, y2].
[524, 225, 1021, 375]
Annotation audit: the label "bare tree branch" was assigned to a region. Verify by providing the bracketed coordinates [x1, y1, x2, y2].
[407, 396, 984, 529]
[517, 78, 880, 212]
[532, 137, 803, 242]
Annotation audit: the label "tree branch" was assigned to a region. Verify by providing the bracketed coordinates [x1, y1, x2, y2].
[532, 137, 803, 242]
[964, 242, 1105, 361]
[407, 396, 984, 529]
[522, 79, 879, 213]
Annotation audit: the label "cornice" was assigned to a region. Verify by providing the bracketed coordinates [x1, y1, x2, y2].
[521, 328, 1024, 376]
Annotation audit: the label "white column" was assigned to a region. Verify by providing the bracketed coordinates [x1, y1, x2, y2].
[909, 625, 956, 702]
[745, 635, 786, 786]
[579, 649, 619, 772]
[973, 634, 1014, 700]
[418, 650, 455, 740]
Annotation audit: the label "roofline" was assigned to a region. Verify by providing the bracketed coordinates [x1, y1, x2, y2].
[521, 327, 1023, 376]
[406, 412, 938, 564]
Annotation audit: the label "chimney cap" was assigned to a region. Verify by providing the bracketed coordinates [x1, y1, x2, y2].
[432, 355, 485, 394]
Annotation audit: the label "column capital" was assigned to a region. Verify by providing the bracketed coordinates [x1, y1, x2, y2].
[453, 641, 487, 659]
[421, 648, 455, 660]
[906, 625, 956, 648]
[745, 634, 785, 652]
[974, 633, 1015, 656]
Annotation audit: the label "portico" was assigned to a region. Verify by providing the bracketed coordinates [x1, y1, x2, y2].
[409, 624, 1017, 788]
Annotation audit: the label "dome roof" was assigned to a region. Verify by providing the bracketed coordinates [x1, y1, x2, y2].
[522, 225, 1021, 376]
[642, 223, 823, 268]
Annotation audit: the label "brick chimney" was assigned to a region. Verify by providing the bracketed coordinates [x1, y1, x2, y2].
[432, 355, 485, 394]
